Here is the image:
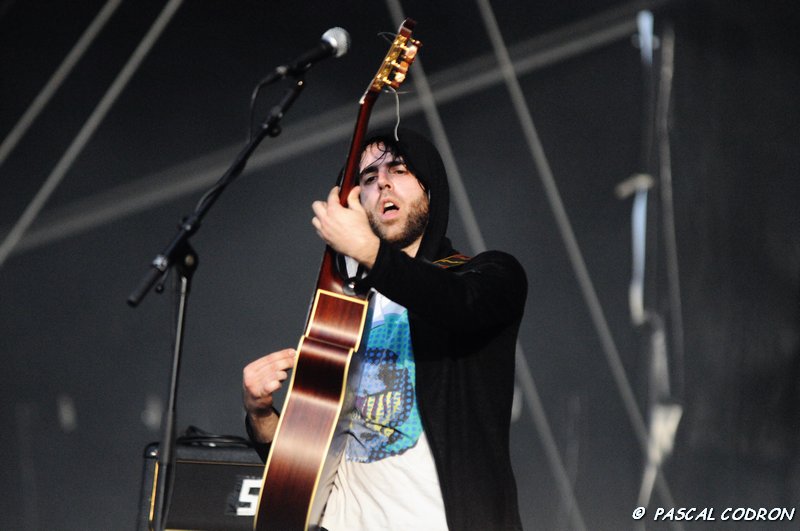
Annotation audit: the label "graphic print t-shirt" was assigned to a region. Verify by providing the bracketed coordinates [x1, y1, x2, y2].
[320, 292, 448, 531]
[346, 295, 423, 462]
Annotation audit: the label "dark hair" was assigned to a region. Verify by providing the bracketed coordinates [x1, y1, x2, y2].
[357, 127, 450, 261]
[357, 134, 426, 191]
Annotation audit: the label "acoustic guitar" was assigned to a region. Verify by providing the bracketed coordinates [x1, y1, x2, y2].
[253, 19, 421, 531]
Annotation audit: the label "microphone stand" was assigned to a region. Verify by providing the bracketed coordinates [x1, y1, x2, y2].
[128, 74, 306, 531]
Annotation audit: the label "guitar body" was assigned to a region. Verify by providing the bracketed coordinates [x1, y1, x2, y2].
[256, 287, 367, 530]
[254, 20, 421, 531]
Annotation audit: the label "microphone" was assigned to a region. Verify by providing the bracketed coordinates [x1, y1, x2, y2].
[279, 27, 351, 76]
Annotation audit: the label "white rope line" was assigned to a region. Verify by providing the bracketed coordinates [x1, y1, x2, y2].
[0, 0, 123, 168]
[0, 0, 184, 269]
[657, 26, 685, 399]
[475, 0, 682, 526]
[384, 0, 486, 254]
[384, 1, 588, 529]
[514, 342, 589, 531]
[2, 2, 650, 257]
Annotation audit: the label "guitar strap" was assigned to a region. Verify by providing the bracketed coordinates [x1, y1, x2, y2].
[433, 253, 471, 269]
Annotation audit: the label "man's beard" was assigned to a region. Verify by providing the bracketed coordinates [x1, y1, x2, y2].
[367, 194, 429, 250]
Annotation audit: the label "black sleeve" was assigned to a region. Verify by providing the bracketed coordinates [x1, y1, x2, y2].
[355, 241, 527, 334]
[244, 415, 271, 462]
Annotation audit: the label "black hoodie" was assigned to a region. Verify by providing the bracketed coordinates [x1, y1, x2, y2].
[353, 128, 527, 530]
[354, 128, 453, 263]
[248, 129, 527, 529]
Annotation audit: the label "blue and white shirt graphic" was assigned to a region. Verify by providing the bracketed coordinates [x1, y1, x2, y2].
[346, 294, 423, 463]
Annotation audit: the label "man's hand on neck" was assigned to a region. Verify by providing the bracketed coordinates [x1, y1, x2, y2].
[312, 186, 380, 268]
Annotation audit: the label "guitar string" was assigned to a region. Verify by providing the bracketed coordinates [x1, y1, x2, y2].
[386, 86, 401, 141]
[377, 31, 396, 43]
[384, 86, 418, 141]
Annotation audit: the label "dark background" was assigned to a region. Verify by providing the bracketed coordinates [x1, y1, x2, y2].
[1, 1, 798, 529]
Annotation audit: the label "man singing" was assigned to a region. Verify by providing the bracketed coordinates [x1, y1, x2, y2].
[243, 128, 527, 530]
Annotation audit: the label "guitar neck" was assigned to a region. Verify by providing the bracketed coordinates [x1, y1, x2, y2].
[336, 93, 378, 206]
[255, 19, 421, 531]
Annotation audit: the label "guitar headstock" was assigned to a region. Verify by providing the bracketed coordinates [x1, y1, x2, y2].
[339, 18, 421, 207]
[364, 18, 421, 98]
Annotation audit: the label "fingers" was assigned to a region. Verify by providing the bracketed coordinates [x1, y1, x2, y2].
[311, 199, 327, 225]
[248, 351, 295, 381]
[309, 185, 370, 258]
[311, 187, 340, 237]
[327, 185, 340, 205]
[347, 185, 364, 212]
[312, 186, 362, 218]
[243, 349, 297, 412]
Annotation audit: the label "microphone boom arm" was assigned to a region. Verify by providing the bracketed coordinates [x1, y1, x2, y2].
[129, 72, 306, 531]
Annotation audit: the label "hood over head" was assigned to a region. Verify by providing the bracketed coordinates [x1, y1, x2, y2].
[359, 127, 453, 261]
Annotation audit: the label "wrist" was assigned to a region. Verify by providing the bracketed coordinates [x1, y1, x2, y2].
[247, 407, 279, 443]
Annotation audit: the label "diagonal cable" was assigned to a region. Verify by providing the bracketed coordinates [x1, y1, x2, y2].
[474, 0, 682, 525]
[385, 1, 588, 529]
[656, 26, 685, 401]
[0, 0, 123, 169]
[0, 0, 184, 269]
[3, 1, 657, 258]
[383, 1, 486, 254]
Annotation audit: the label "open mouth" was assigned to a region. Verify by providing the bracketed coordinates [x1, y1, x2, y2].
[382, 200, 400, 218]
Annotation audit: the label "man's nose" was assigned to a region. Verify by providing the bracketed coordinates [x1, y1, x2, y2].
[377, 169, 392, 189]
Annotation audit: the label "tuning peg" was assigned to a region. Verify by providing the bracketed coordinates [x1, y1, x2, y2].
[391, 60, 409, 75]
[402, 43, 419, 61]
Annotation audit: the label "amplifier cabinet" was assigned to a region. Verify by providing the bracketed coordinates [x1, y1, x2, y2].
[138, 442, 265, 531]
